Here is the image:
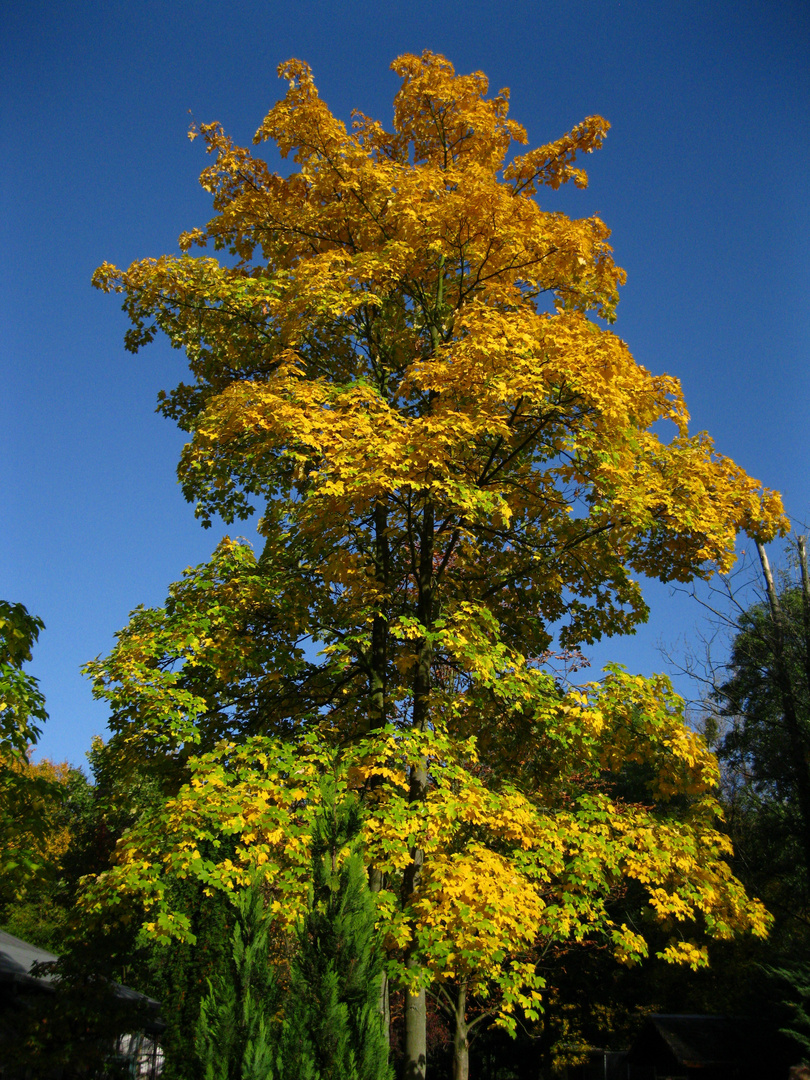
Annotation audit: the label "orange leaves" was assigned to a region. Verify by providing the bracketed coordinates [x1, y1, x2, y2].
[93, 49, 788, 625]
[255, 58, 352, 168]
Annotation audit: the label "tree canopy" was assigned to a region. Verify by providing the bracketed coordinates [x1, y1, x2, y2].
[90, 51, 787, 1079]
[93, 52, 785, 755]
[710, 537, 810, 922]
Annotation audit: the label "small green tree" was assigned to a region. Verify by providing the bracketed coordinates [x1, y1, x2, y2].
[765, 961, 810, 1062]
[196, 873, 282, 1080]
[282, 778, 392, 1080]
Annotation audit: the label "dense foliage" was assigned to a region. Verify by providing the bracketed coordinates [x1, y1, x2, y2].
[88, 49, 788, 1079]
[10, 50, 788, 1080]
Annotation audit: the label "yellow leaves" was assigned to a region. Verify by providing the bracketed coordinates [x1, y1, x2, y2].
[647, 886, 694, 921]
[411, 845, 543, 976]
[504, 115, 612, 194]
[659, 940, 710, 970]
[610, 924, 649, 966]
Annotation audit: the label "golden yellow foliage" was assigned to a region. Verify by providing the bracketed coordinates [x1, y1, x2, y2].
[90, 52, 783, 1054]
[93, 53, 785, 695]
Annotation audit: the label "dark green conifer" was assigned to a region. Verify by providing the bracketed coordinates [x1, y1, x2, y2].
[195, 873, 281, 1080]
[281, 778, 392, 1080]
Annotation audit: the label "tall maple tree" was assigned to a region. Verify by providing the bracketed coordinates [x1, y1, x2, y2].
[92, 52, 786, 1079]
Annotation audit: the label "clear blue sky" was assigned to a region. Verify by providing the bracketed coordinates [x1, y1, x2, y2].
[3, 0, 808, 768]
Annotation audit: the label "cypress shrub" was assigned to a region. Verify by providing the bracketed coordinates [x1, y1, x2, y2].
[282, 778, 392, 1080]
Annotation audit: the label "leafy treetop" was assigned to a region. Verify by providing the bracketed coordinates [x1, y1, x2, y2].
[93, 52, 786, 755]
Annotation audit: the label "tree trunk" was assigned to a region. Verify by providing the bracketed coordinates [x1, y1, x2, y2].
[368, 499, 390, 734]
[366, 499, 392, 1047]
[404, 961, 428, 1080]
[368, 865, 391, 1050]
[402, 495, 435, 1079]
[452, 981, 470, 1080]
[402, 263, 441, 1077]
[796, 536, 810, 705]
[402, 751, 428, 1079]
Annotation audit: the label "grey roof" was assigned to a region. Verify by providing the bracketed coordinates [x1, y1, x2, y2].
[0, 930, 160, 1013]
[0, 929, 58, 987]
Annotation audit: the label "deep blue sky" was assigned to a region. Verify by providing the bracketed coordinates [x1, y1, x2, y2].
[4, 0, 808, 768]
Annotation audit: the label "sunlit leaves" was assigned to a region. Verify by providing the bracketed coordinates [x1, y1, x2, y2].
[82, 680, 768, 1027]
[82, 538, 316, 766]
[91, 50, 783, 1048]
[93, 51, 786, 704]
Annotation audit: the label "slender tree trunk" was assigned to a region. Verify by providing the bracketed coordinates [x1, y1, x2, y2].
[402, 705, 429, 1079]
[404, 956, 428, 1080]
[757, 540, 810, 890]
[368, 863, 391, 1051]
[452, 981, 470, 1080]
[796, 536, 810, 705]
[379, 968, 391, 1039]
[403, 260, 444, 1080]
[412, 497, 435, 737]
[369, 500, 390, 734]
[368, 499, 392, 1046]
[402, 496, 435, 1080]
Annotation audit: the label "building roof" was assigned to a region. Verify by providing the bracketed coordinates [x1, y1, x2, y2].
[639, 1015, 762, 1069]
[0, 929, 161, 1013]
[0, 929, 59, 989]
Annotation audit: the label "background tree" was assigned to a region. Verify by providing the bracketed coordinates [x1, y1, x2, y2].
[728, 546, 810, 888]
[632, 529, 810, 1071]
[696, 534, 810, 938]
[92, 51, 786, 1078]
[0, 752, 92, 950]
[0, 601, 66, 910]
[764, 961, 810, 1064]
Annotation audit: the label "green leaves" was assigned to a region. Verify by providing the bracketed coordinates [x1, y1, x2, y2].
[0, 601, 48, 754]
[82, 538, 317, 770]
[80, 708, 768, 1027]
